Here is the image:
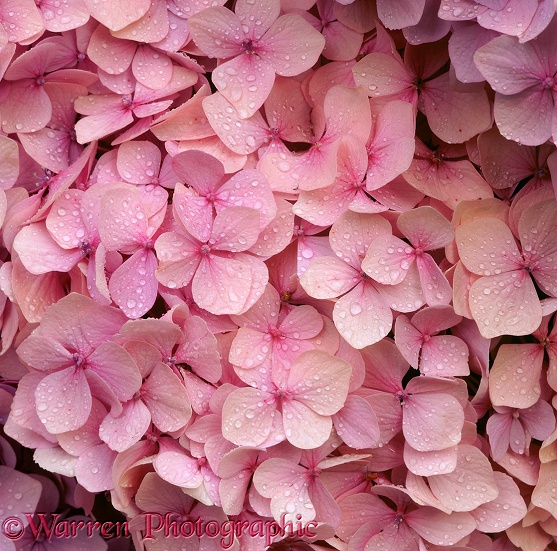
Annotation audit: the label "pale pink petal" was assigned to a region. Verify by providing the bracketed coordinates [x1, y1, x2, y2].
[154, 441, 202, 488]
[260, 13, 325, 76]
[16, 334, 73, 371]
[420, 335, 469, 377]
[489, 344, 543, 409]
[353, 53, 414, 100]
[108, 249, 158, 319]
[112, 0, 169, 42]
[74, 104, 134, 144]
[475, 33, 550, 94]
[82, 0, 150, 31]
[333, 282, 393, 349]
[132, 46, 173, 90]
[221, 387, 277, 446]
[469, 472, 526, 533]
[398, 205, 454, 250]
[86, 341, 142, 402]
[282, 400, 333, 449]
[99, 399, 151, 452]
[203, 92, 270, 155]
[212, 54, 275, 119]
[249, 197, 294, 257]
[403, 391, 464, 451]
[87, 24, 135, 75]
[532, 462, 557, 518]
[469, 271, 542, 338]
[0, 466, 42, 532]
[521, 399, 556, 441]
[209, 206, 261, 252]
[192, 252, 268, 315]
[416, 253, 453, 306]
[154, 231, 201, 289]
[142, 362, 191, 431]
[393, 314, 423, 369]
[0, 135, 19, 190]
[405, 507, 475, 545]
[75, 443, 116, 492]
[486, 411, 513, 461]
[333, 395, 380, 449]
[35, 367, 91, 434]
[0, 0, 43, 43]
[456, 218, 522, 276]
[287, 350, 352, 415]
[420, 72, 491, 143]
[1, 81, 52, 134]
[404, 443, 458, 476]
[280, 305, 323, 339]
[520, 200, 557, 297]
[300, 256, 359, 299]
[45, 190, 87, 249]
[362, 234, 414, 285]
[428, 444, 499, 512]
[187, 6, 243, 58]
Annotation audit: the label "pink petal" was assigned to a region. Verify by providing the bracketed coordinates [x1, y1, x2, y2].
[376, 0, 425, 29]
[333, 395, 380, 449]
[287, 350, 352, 415]
[112, 0, 169, 42]
[0, 135, 19, 190]
[117, 140, 161, 185]
[86, 341, 142, 402]
[87, 24, 135, 75]
[221, 387, 278, 447]
[154, 441, 202, 488]
[0, 466, 42, 529]
[75, 443, 116, 492]
[398, 205, 454, 250]
[281, 400, 333, 449]
[403, 391, 464, 451]
[456, 218, 522, 276]
[0, 0, 43, 43]
[212, 54, 275, 119]
[333, 281, 393, 349]
[362, 234, 414, 285]
[469, 270, 542, 338]
[428, 444, 499, 512]
[203, 92, 270, 155]
[420, 72, 491, 143]
[495, 87, 554, 146]
[132, 46, 173, 90]
[187, 6, 243, 58]
[404, 443, 458, 476]
[489, 344, 543, 409]
[366, 100, 416, 189]
[259, 13, 325, 76]
[520, 200, 557, 297]
[299, 255, 359, 299]
[470, 472, 526, 533]
[108, 249, 158, 319]
[394, 314, 423, 369]
[154, 231, 201, 289]
[405, 507, 475, 545]
[82, 0, 150, 31]
[99, 398, 151, 452]
[420, 335, 470, 377]
[35, 367, 91, 434]
[1, 81, 52, 134]
[193, 252, 268, 315]
[142, 362, 192, 432]
[416, 253, 453, 306]
[210, 206, 261, 252]
[45, 189, 88, 249]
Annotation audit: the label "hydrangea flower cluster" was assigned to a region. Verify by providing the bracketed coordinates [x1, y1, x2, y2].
[1, 1, 557, 550]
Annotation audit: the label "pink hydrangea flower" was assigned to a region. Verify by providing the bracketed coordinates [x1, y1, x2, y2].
[188, 0, 325, 118]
